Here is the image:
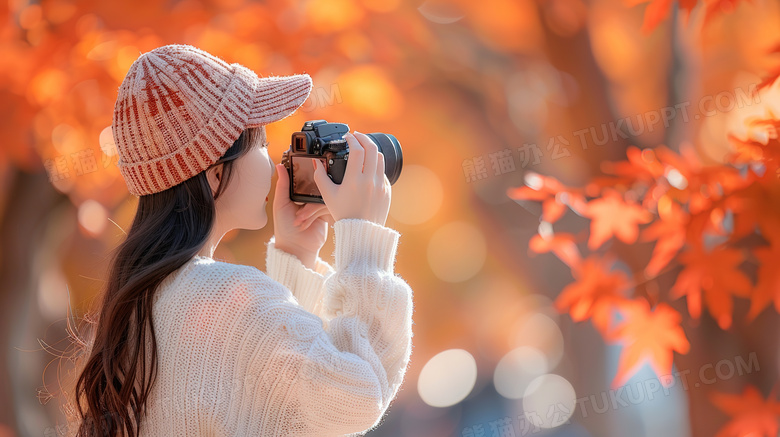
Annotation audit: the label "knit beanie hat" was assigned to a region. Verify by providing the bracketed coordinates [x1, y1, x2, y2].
[111, 44, 313, 196]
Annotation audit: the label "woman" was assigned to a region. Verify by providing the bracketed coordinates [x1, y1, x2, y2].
[64, 44, 414, 437]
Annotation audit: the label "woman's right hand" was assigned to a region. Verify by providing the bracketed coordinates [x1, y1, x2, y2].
[311, 131, 391, 227]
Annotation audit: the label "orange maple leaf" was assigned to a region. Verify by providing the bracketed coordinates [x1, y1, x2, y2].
[507, 174, 587, 223]
[507, 184, 550, 202]
[702, 0, 752, 28]
[747, 243, 780, 320]
[529, 232, 582, 268]
[542, 197, 568, 223]
[670, 246, 752, 329]
[654, 143, 749, 216]
[710, 385, 780, 437]
[722, 157, 780, 246]
[610, 299, 690, 389]
[625, 0, 698, 35]
[627, 0, 748, 35]
[640, 196, 688, 277]
[554, 255, 633, 338]
[601, 146, 666, 182]
[583, 189, 653, 250]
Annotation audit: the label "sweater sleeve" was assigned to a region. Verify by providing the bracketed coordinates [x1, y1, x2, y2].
[265, 235, 336, 318]
[234, 219, 414, 436]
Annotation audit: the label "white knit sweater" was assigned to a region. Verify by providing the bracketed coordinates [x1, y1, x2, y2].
[68, 218, 414, 436]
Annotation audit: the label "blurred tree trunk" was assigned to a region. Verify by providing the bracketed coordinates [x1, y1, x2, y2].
[0, 168, 66, 436]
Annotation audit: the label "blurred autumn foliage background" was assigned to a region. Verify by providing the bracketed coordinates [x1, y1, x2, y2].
[3, 0, 780, 436]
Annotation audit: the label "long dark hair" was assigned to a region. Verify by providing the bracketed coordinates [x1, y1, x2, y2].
[66, 126, 262, 437]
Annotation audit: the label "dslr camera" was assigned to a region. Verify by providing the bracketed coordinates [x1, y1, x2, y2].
[281, 120, 403, 204]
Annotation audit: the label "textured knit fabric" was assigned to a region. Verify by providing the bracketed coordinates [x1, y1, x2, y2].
[112, 44, 313, 196]
[99, 218, 412, 436]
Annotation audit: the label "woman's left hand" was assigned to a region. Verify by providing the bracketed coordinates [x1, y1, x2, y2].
[272, 163, 334, 268]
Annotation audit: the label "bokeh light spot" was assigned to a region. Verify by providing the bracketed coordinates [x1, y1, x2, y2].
[511, 313, 565, 370]
[389, 165, 443, 225]
[38, 267, 69, 321]
[337, 66, 402, 119]
[305, 0, 364, 33]
[427, 221, 487, 282]
[418, 349, 477, 407]
[523, 374, 576, 429]
[78, 199, 108, 236]
[493, 346, 548, 399]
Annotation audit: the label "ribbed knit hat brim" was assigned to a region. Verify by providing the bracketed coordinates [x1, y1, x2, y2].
[112, 44, 313, 196]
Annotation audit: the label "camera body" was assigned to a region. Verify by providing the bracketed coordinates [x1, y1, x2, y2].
[281, 120, 403, 204]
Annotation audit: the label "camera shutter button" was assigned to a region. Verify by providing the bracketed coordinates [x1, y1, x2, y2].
[328, 159, 334, 165]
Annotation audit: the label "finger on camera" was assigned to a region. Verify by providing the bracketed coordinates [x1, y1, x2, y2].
[376, 151, 386, 178]
[274, 164, 292, 206]
[344, 132, 365, 180]
[300, 216, 321, 230]
[300, 208, 331, 228]
[304, 215, 331, 231]
[355, 132, 378, 176]
[311, 158, 335, 198]
[295, 203, 326, 219]
[295, 205, 327, 225]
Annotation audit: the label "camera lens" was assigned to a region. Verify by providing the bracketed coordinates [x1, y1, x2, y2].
[366, 133, 403, 185]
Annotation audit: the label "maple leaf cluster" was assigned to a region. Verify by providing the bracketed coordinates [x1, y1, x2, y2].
[510, 64, 780, 429]
[495, 0, 780, 433]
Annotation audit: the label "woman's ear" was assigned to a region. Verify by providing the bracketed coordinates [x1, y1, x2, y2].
[205, 163, 223, 197]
